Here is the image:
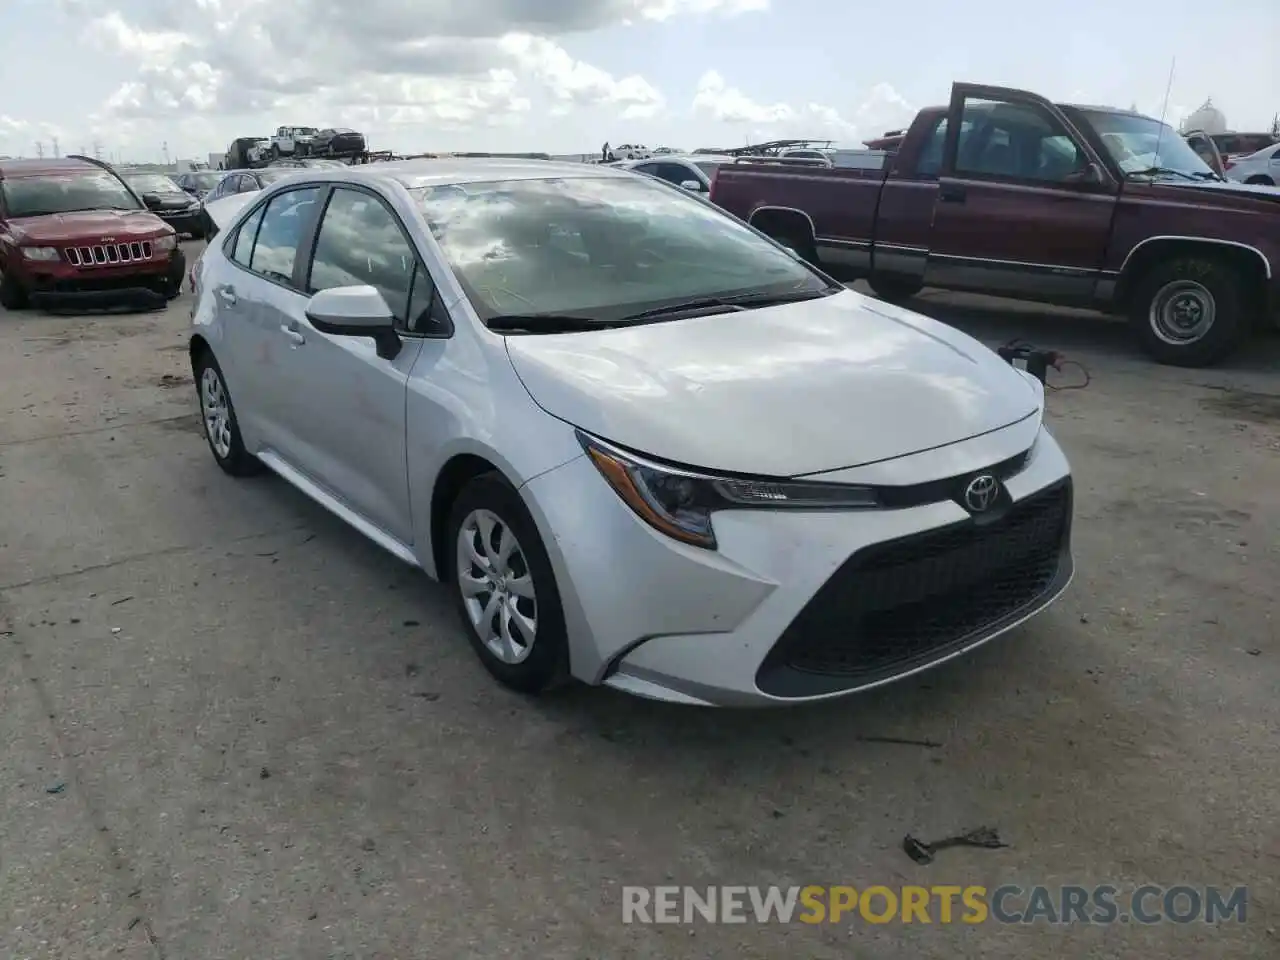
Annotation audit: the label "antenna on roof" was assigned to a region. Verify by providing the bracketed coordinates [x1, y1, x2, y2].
[1152, 57, 1176, 165]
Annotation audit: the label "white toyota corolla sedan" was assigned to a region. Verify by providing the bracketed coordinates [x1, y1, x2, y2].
[188, 159, 1074, 706]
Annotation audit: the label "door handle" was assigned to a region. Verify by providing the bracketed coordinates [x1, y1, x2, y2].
[215, 285, 237, 305]
[280, 324, 306, 346]
[939, 182, 967, 203]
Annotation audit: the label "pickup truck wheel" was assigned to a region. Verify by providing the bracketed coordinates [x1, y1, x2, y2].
[0, 269, 29, 310]
[868, 277, 924, 303]
[1130, 257, 1249, 367]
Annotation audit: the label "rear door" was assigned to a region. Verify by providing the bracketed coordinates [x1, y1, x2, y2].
[924, 83, 1119, 302]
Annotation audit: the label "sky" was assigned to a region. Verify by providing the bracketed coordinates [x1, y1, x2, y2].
[0, 0, 1276, 164]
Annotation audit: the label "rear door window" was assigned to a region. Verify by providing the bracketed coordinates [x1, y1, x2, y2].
[247, 186, 322, 284]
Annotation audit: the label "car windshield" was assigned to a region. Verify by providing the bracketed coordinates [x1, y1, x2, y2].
[1, 170, 143, 217]
[1082, 110, 1217, 178]
[693, 160, 723, 178]
[413, 175, 828, 326]
[127, 174, 181, 193]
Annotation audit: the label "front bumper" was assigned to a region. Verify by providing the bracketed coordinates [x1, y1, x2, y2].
[26, 250, 186, 311]
[155, 207, 205, 235]
[521, 421, 1073, 707]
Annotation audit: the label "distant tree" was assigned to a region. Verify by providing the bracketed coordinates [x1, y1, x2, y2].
[1272, 113, 1279, 138]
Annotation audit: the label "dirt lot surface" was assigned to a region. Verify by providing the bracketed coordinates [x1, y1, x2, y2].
[2, 241, 1277, 958]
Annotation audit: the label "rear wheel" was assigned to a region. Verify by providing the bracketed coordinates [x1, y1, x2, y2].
[193, 349, 263, 476]
[1128, 255, 1250, 367]
[0, 268, 29, 310]
[868, 277, 924, 302]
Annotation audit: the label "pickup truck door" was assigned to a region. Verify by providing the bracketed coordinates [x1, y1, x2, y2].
[924, 83, 1118, 303]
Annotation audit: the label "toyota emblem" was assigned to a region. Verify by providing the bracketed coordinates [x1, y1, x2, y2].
[963, 474, 1000, 513]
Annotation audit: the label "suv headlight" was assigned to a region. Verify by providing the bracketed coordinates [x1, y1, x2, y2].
[578, 432, 878, 550]
[21, 246, 60, 262]
[153, 234, 177, 253]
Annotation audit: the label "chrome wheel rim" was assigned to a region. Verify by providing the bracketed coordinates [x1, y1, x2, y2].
[1150, 280, 1215, 345]
[455, 509, 537, 664]
[199, 366, 233, 459]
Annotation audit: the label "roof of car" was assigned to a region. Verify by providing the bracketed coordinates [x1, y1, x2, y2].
[0, 157, 102, 179]
[332, 157, 638, 190]
[620, 154, 734, 165]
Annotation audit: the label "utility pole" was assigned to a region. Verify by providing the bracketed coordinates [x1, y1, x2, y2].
[162, 140, 170, 166]
[35, 141, 44, 158]
[51, 137, 60, 158]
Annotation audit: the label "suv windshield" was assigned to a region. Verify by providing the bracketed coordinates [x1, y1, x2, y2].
[1081, 110, 1218, 179]
[1, 170, 143, 217]
[126, 174, 182, 194]
[414, 176, 830, 327]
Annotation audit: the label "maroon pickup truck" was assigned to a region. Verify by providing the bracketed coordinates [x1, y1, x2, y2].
[710, 82, 1280, 367]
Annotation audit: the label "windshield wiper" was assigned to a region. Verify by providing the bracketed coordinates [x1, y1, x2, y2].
[619, 287, 835, 323]
[487, 314, 627, 333]
[1125, 166, 1201, 182]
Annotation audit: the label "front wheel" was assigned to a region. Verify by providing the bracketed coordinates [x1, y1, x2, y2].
[1128, 256, 1250, 367]
[0, 268, 29, 310]
[447, 473, 569, 694]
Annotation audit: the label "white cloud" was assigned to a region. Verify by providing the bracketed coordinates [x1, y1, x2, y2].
[692, 71, 914, 145]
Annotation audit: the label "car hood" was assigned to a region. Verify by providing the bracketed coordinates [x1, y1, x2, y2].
[10, 209, 170, 243]
[1164, 179, 1280, 204]
[504, 289, 1040, 477]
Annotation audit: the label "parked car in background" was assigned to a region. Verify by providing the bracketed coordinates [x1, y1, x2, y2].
[1223, 142, 1280, 185]
[310, 128, 366, 157]
[610, 144, 652, 160]
[124, 172, 208, 238]
[187, 158, 1073, 706]
[0, 156, 184, 310]
[203, 167, 303, 204]
[269, 157, 348, 170]
[269, 125, 319, 160]
[615, 154, 735, 195]
[711, 82, 1280, 368]
[175, 170, 225, 200]
[1211, 132, 1278, 162]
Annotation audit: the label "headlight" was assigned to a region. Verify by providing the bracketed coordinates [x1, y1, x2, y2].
[153, 234, 177, 253]
[21, 246, 60, 262]
[578, 432, 878, 550]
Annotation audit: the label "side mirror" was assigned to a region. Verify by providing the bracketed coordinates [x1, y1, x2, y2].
[141, 192, 163, 206]
[679, 179, 703, 192]
[1065, 162, 1103, 185]
[305, 285, 402, 360]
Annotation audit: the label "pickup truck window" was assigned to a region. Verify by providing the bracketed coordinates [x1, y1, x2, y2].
[1080, 109, 1215, 179]
[955, 98, 1084, 183]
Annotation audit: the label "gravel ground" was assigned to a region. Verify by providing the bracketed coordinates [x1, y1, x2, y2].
[1, 242, 1277, 959]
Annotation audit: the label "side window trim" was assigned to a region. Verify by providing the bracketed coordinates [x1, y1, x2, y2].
[302, 183, 453, 339]
[219, 183, 325, 292]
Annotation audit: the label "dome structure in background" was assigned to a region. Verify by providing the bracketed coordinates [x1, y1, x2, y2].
[1180, 98, 1227, 134]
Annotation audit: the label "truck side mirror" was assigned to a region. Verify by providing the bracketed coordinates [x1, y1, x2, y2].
[1064, 162, 1103, 185]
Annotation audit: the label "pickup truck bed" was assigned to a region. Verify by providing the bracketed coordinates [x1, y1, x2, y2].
[710, 82, 1280, 367]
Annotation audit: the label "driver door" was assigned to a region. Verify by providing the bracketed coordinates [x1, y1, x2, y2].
[924, 83, 1119, 303]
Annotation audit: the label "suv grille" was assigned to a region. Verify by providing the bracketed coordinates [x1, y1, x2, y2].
[65, 241, 153, 267]
[758, 480, 1071, 692]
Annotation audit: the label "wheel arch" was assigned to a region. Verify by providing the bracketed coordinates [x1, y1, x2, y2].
[428, 452, 515, 582]
[1115, 237, 1270, 310]
[747, 205, 818, 247]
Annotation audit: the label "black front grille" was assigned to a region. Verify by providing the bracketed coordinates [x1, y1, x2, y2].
[757, 480, 1072, 697]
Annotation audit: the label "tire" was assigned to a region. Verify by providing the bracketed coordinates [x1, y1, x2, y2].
[868, 277, 924, 302]
[270, 144, 280, 160]
[1128, 255, 1250, 367]
[193, 349, 263, 476]
[1245, 175, 1275, 186]
[446, 473, 569, 695]
[0, 268, 29, 310]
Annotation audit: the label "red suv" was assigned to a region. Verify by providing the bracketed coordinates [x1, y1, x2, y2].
[0, 156, 185, 311]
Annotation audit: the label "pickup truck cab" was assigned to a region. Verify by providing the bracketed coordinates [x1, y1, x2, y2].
[710, 82, 1280, 367]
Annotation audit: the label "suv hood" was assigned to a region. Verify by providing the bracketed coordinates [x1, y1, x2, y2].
[11, 209, 170, 244]
[504, 289, 1040, 477]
